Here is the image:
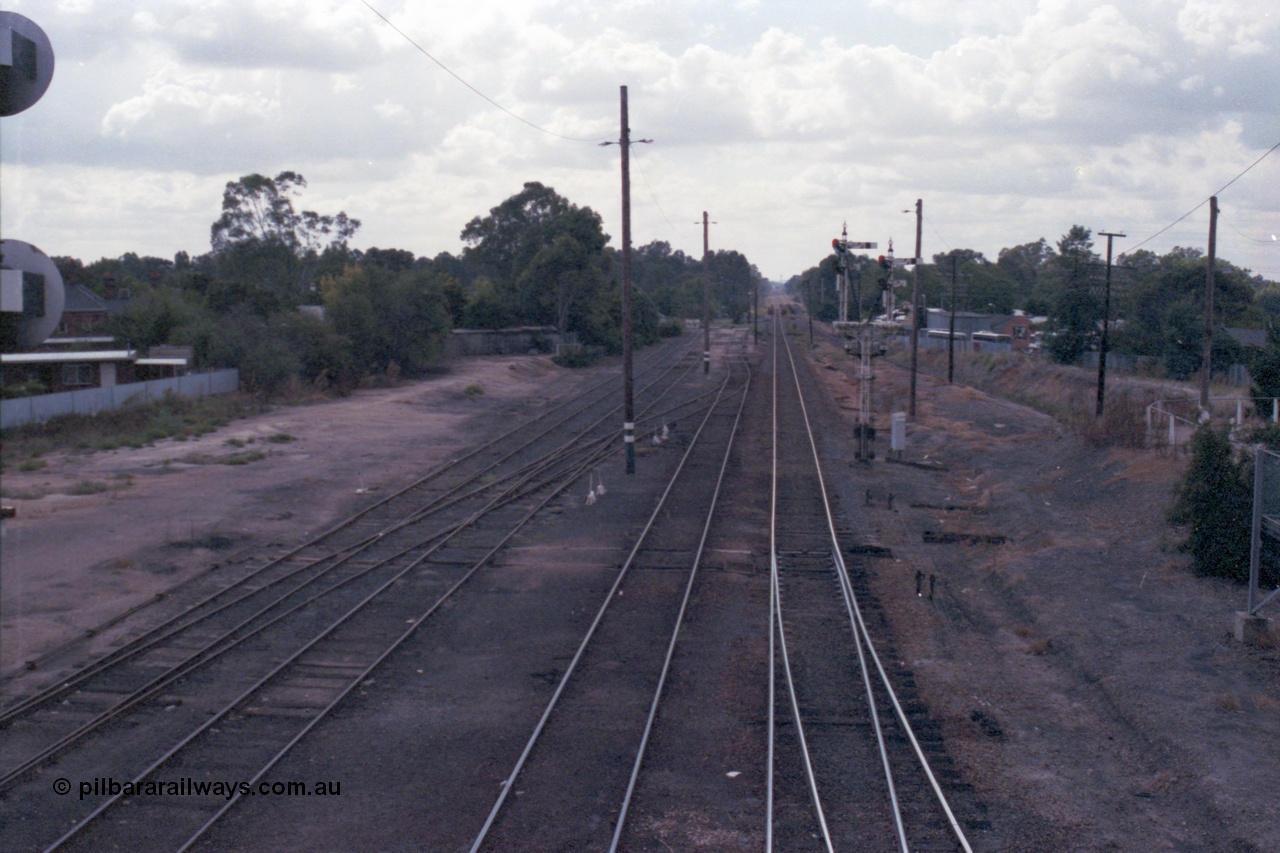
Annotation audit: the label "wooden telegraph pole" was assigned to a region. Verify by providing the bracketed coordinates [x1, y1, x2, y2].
[1199, 196, 1218, 411]
[603, 86, 649, 473]
[701, 211, 715, 374]
[909, 198, 923, 418]
[1096, 230, 1125, 416]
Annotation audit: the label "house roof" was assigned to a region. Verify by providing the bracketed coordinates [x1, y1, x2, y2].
[63, 284, 108, 313]
[1, 350, 136, 364]
[1226, 327, 1267, 349]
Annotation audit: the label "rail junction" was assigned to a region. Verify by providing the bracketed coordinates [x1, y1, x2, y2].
[2, 302, 990, 851]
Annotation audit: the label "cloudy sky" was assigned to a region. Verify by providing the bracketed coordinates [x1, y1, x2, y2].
[2, 0, 1277, 283]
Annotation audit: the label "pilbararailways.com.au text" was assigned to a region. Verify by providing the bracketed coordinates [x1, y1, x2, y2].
[58, 777, 341, 801]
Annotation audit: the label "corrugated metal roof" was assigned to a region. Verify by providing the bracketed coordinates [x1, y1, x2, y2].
[1, 350, 136, 364]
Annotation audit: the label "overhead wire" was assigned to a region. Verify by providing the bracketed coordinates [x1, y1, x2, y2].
[1219, 210, 1279, 246]
[1122, 139, 1280, 255]
[629, 145, 684, 244]
[360, 1, 601, 144]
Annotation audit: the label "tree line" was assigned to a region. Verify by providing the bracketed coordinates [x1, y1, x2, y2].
[787, 225, 1280, 389]
[24, 174, 763, 394]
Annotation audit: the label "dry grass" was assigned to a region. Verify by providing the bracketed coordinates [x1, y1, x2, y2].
[1215, 693, 1242, 712]
[912, 349, 1206, 449]
[1254, 626, 1280, 651]
[1252, 693, 1280, 712]
[1026, 637, 1053, 655]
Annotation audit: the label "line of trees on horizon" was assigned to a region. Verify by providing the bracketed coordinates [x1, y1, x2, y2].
[787, 224, 1280, 391]
[9, 173, 764, 395]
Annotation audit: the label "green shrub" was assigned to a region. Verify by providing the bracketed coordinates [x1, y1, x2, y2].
[553, 347, 600, 368]
[1169, 426, 1252, 582]
[222, 450, 267, 465]
[658, 320, 684, 338]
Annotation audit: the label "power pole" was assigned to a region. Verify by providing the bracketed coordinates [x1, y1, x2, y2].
[602, 85, 650, 474]
[1096, 230, 1125, 416]
[838, 223, 849, 323]
[700, 211, 716, 374]
[1199, 196, 1218, 411]
[753, 279, 759, 341]
[948, 254, 957, 385]
[909, 198, 923, 418]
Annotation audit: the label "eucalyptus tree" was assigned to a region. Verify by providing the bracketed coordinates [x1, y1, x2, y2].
[460, 182, 611, 341]
[210, 171, 360, 306]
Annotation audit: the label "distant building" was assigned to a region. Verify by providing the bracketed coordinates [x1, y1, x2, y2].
[57, 284, 111, 337]
[1, 346, 190, 393]
[924, 309, 1037, 353]
[1, 350, 139, 392]
[1225, 327, 1267, 351]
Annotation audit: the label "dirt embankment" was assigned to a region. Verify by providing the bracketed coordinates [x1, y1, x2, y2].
[812, 336, 1280, 851]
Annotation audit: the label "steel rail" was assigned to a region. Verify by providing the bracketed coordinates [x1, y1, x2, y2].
[769, 309, 836, 853]
[171, 427, 655, 853]
[44, 428, 626, 853]
[780, 314, 905, 850]
[467, 342, 747, 853]
[783, 310, 974, 852]
[608, 338, 753, 851]
[0, 336, 694, 691]
[0, 337, 701, 724]
[46, 445, 609, 850]
[22, 341, 722, 851]
[1, 426, 616, 791]
[767, 311, 777, 852]
[3, 342, 715, 792]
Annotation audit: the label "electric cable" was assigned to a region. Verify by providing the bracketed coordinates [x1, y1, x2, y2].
[629, 144, 683, 241]
[1219, 210, 1280, 246]
[360, 1, 601, 143]
[1123, 139, 1280, 255]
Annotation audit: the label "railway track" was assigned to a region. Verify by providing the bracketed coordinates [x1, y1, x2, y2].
[0, 334, 721, 852]
[4, 311, 989, 851]
[455, 307, 977, 851]
[467, 328, 754, 852]
[768, 309, 971, 852]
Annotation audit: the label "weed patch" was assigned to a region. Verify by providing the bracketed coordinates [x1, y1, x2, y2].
[67, 480, 110, 496]
[1, 393, 263, 468]
[222, 450, 267, 465]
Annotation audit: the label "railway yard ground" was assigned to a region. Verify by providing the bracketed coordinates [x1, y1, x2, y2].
[3, 325, 1279, 851]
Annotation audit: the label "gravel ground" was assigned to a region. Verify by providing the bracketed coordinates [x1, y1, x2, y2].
[4, 331, 1278, 852]
[809, 335, 1280, 852]
[0, 355, 578, 676]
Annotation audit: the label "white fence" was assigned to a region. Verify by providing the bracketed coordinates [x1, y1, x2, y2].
[1, 370, 240, 430]
[1146, 395, 1280, 453]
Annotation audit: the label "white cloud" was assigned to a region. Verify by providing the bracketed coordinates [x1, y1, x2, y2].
[1177, 0, 1279, 58]
[1, 0, 1276, 281]
[100, 64, 282, 138]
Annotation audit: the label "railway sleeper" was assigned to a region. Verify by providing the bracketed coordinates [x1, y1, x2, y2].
[922, 530, 1009, 545]
[239, 703, 319, 719]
